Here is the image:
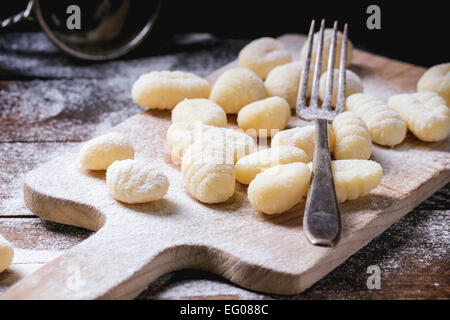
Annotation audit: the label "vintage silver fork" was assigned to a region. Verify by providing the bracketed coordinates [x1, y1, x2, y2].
[297, 19, 348, 247]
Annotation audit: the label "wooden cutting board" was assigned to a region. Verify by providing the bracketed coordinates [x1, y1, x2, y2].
[2, 34, 449, 300]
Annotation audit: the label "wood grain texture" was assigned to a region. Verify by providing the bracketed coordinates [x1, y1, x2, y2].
[1, 34, 449, 300]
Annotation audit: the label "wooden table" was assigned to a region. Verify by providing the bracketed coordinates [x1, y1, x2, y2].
[0, 32, 448, 300]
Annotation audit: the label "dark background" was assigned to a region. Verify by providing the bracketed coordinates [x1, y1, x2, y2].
[0, 0, 446, 67]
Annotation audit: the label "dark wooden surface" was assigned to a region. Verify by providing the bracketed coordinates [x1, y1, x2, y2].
[0, 32, 448, 300]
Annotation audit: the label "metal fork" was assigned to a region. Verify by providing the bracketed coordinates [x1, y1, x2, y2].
[296, 19, 348, 247]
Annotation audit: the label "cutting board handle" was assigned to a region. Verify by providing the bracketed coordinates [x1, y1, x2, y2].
[1, 224, 181, 300]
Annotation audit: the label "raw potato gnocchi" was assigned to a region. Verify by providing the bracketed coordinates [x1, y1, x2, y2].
[388, 92, 450, 141]
[248, 162, 311, 214]
[346, 93, 407, 146]
[238, 37, 292, 80]
[209, 68, 266, 114]
[79, 132, 135, 170]
[166, 123, 256, 164]
[0, 234, 14, 273]
[235, 146, 309, 185]
[327, 160, 382, 203]
[332, 111, 372, 160]
[182, 141, 235, 203]
[132, 71, 211, 110]
[271, 125, 333, 160]
[417, 63, 450, 106]
[237, 96, 291, 137]
[106, 159, 169, 204]
[264, 61, 313, 109]
[171, 98, 227, 127]
[319, 69, 363, 106]
[299, 28, 353, 74]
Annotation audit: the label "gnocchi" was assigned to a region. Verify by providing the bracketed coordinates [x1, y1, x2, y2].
[248, 162, 311, 214]
[322, 160, 382, 203]
[182, 141, 236, 203]
[332, 111, 372, 160]
[264, 61, 313, 109]
[271, 125, 333, 160]
[235, 146, 309, 185]
[106, 159, 169, 204]
[0, 234, 14, 273]
[238, 37, 292, 80]
[132, 71, 211, 110]
[417, 63, 450, 106]
[346, 93, 407, 146]
[299, 28, 353, 74]
[209, 68, 266, 114]
[79, 132, 135, 170]
[237, 96, 291, 137]
[388, 92, 450, 141]
[166, 123, 256, 164]
[319, 69, 363, 106]
[171, 98, 227, 127]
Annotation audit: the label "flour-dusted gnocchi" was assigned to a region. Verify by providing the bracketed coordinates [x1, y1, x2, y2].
[209, 68, 266, 114]
[325, 160, 382, 203]
[0, 234, 14, 273]
[182, 141, 235, 203]
[238, 37, 292, 80]
[236, 146, 309, 185]
[417, 63, 450, 106]
[248, 162, 311, 215]
[271, 125, 333, 160]
[166, 123, 256, 164]
[264, 61, 313, 109]
[388, 92, 450, 142]
[79, 132, 135, 170]
[171, 98, 227, 127]
[346, 93, 407, 146]
[166, 122, 200, 163]
[237, 96, 291, 137]
[319, 69, 363, 106]
[299, 28, 353, 74]
[332, 111, 372, 160]
[106, 159, 169, 204]
[132, 71, 211, 110]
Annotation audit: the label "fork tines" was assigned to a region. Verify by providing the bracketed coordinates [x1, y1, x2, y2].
[296, 19, 349, 121]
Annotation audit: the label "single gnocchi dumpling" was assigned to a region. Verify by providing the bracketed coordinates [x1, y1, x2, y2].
[182, 141, 236, 204]
[166, 123, 256, 164]
[332, 111, 372, 160]
[417, 63, 450, 106]
[79, 132, 135, 170]
[236, 146, 309, 185]
[329, 160, 382, 203]
[346, 93, 407, 146]
[238, 37, 292, 80]
[271, 125, 333, 160]
[166, 122, 200, 164]
[171, 98, 227, 127]
[388, 92, 450, 142]
[132, 71, 211, 110]
[319, 69, 363, 106]
[237, 96, 291, 137]
[299, 28, 353, 74]
[248, 162, 311, 215]
[209, 68, 266, 114]
[106, 159, 169, 204]
[264, 61, 313, 109]
[0, 234, 14, 273]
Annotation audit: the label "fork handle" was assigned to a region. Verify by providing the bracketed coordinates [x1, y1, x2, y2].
[303, 118, 341, 247]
